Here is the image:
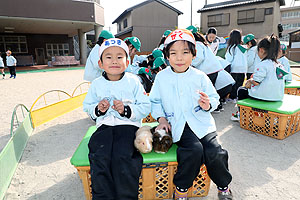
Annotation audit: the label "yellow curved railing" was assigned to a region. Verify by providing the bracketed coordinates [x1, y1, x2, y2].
[292, 73, 300, 80]
[71, 82, 90, 97]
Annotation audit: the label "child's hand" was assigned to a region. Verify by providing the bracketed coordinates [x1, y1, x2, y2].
[112, 100, 125, 114]
[198, 91, 210, 111]
[245, 79, 252, 88]
[98, 99, 110, 113]
[156, 117, 171, 133]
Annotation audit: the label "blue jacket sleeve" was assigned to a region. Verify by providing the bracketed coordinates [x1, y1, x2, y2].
[225, 49, 234, 64]
[82, 83, 99, 119]
[252, 65, 267, 83]
[192, 43, 204, 67]
[149, 78, 166, 120]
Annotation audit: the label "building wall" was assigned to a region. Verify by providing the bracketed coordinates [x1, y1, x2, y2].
[117, 12, 132, 33]
[1, 0, 103, 23]
[131, 1, 179, 52]
[0, 33, 73, 64]
[200, 1, 279, 38]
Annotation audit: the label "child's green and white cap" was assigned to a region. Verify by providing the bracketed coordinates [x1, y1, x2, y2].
[280, 43, 287, 51]
[153, 57, 166, 69]
[164, 29, 196, 47]
[98, 30, 115, 40]
[152, 49, 164, 59]
[128, 37, 141, 52]
[138, 67, 152, 76]
[99, 38, 129, 58]
[243, 34, 255, 44]
[186, 25, 197, 34]
[163, 30, 172, 37]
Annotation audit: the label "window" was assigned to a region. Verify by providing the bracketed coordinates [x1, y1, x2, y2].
[237, 8, 264, 24]
[123, 19, 128, 29]
[0, 36, 28, 53]
[207, 13, 230, 27]
[265, 8, 273, 15]
[46, 43, 69, 57]
[118, 23, 121, 31]
[282, 11, 300, 19]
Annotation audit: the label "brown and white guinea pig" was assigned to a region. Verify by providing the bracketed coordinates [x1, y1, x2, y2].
[150, 126, 173, 154]
[134, 126, 153, 154]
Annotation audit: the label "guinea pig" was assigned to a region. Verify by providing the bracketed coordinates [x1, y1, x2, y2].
[150, 127, 173, 154]
[134, 126, 153, 154]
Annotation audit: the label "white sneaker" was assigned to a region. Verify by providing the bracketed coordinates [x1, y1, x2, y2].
[226, 98, 237, 104]
[231, 112, 240, 121]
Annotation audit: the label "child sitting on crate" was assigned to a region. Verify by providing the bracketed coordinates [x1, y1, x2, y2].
[83, 38, 151, 200]
[231, 34, 287, 121]
[149, 29, 233, 200]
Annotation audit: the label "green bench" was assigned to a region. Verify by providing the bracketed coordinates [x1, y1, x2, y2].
[285, 80, 300, 96]
[237, 94, 300, 139]
[70, 123, 210, 200]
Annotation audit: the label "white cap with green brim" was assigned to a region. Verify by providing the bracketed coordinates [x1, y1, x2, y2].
[99, 38, 129, 58]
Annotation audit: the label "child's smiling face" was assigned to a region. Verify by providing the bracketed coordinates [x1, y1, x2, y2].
[167, 41, 195, 73]
[98, 46, 129, 81]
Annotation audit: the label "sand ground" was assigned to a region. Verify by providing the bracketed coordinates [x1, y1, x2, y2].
[2, 68, 300, 200]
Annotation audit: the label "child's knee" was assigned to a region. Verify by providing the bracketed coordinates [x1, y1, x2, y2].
[204, 147, 229, 165]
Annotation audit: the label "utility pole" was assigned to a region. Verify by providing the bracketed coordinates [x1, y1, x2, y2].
[191, 0, 193, 25]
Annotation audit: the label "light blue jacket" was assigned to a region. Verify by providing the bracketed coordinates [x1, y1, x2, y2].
[217, 56, 230, 69]
[125, 56, 140, 74]
[83, 44, 103, 82]
[83, 73, 151, 126]
[225, 46, 247, 73]
[215, 69, 235, 91]
[249, 59, 285, 101]
[0, 57, 4, 67]
[246, 46, 261, 74]
[278, 56, 292, 81]
[192, 42, 223, 74]
[6, 55, 17, 66]
[149, 66, 219, 142]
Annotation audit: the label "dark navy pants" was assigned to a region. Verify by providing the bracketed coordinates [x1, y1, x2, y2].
[88, 124, 143, 200]
[173, 124, 232, 189]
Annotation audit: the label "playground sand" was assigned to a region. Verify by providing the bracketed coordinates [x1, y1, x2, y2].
[3, 68, 300, 199]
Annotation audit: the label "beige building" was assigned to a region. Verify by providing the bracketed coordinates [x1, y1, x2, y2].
[198, 0, 285, 39]
[280, 6, 300, 42]
[112, 0, 183, 52]
[0, 0, 104, 65]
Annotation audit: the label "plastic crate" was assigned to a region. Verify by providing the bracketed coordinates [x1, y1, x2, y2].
[71, 125, 211, 200]
[74, 163, 210, 200]
[285, 81, 300, 96]
[238, 95, 300, 139]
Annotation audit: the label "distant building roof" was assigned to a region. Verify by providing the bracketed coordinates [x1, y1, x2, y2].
[112, 0, 183, 24]
[288, 28, 300, 35]
[115, 26, 133, 37]
[198, 0, 285, 13]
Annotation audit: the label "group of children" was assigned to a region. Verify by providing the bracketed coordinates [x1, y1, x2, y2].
[0, 50, 17, 79]
[82, 26, 291, 199]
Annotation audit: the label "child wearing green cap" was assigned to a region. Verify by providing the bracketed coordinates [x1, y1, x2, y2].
[278, 43, 292, 82]
[84, 30, 115, 82]
[243, 34, 261, 80]
[137, 67, 153, 92]
[157, 29, 172, 50]
[151, 57, 166, 81]
[124, 36, 142, 74]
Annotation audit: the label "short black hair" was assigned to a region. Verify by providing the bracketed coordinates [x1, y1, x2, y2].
[164, 40, 196, 58]
[207, 27, 217, 35]
[96, 37, 105, 46]
[257, 34, 280, 62]
[247, 39, 257, 47]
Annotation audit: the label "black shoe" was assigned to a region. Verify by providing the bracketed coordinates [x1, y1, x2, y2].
[218, 189, 233, 200]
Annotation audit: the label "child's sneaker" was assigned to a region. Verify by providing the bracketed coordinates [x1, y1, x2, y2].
[13, 75, 16, 79]
[218, 189, 233, 200]
[9, 75, 13, 78]
[173, 187, 188, 200]
[213, 107, 221, 114]
[226, 98, 237, 104]
[231, 111, 240, 121]
[218, 103, 224, 111]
